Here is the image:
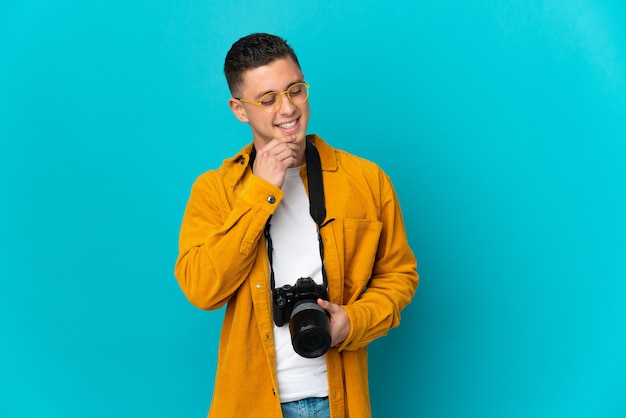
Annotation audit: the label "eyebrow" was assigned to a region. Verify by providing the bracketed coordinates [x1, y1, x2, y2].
[253, 79, 305, 100]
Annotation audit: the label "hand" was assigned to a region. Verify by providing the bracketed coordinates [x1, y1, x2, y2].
[252, 135, 300, 188]
[317, 299, 351, 347]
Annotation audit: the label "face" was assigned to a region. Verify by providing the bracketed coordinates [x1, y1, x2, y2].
[229, 57, 310, 151]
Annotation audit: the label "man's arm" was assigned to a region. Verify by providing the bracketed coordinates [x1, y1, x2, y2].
[174, 136, 300, 310]
[174, 172, 282, 310]
[336, 177, 419, 351]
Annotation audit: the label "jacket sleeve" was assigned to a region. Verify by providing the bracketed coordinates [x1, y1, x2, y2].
[338, 175, 419, 351]
[174, 171, 283, 310]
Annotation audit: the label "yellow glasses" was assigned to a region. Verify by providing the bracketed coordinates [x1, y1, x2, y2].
[235, 82, 310, 114]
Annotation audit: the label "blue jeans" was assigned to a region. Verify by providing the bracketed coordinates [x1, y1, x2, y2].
[281, 397, 330, 418]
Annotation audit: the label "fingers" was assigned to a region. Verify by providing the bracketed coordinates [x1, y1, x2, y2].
[317, 298, 351, 347]
[274, 142, 298, 162]
[317, 298, 332, 311]
[266, 135, 299, 159]
[252, 136, 300, 187]
[258, 136, 299, 163]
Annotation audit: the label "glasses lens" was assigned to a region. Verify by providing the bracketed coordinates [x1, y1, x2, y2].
[259, 92, 281, 113]
[287, 83, 309, 105]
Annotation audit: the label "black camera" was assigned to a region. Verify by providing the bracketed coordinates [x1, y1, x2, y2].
[272, 277, 331, 358]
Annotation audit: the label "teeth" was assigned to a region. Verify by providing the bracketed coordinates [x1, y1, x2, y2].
[279, 121, 296, 129]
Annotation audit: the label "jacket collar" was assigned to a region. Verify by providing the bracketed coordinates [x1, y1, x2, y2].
[307, 134, 338, 172]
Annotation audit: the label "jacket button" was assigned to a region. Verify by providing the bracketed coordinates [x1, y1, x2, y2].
[267, 196, 276, 204]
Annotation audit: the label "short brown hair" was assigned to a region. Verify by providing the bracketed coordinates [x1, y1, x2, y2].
[224, 33, 301, 96]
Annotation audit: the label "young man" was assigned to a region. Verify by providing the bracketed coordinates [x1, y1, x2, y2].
[175, 33, 419, 418]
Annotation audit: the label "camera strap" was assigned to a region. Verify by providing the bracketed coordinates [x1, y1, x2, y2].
[252, 139, 333, 292]
[305, 139, 326, 226]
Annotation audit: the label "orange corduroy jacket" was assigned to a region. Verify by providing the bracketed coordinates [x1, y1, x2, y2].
[175, 134, 419, 417]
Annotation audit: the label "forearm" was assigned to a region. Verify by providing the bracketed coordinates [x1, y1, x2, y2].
[338, 264, 418, 351]
[338, 179, 419, 350]
[174, 174, 282, 310]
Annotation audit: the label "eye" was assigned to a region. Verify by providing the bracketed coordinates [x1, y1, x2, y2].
[260, 93, 278, 106]
[289, 85, 303, 96]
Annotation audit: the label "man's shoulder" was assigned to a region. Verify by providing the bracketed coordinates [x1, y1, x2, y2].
[193, 142, 254, 187]
[312, 134, 382, 174]
[335, 147, 379, 168]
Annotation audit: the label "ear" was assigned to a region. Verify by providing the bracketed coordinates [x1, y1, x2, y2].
[228, 98, 249, 123]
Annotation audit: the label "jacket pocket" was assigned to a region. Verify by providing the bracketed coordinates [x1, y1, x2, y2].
[342, 218, 383, 304]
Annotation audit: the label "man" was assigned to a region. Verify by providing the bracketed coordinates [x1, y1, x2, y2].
[175, 33, 418, 418]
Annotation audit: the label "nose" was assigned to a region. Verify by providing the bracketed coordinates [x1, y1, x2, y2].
[277, 92, 297, 115]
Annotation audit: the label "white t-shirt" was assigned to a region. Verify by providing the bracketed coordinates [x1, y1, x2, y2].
[269, 166, 329, 403]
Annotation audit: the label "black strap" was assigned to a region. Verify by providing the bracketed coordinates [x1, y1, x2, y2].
[305, 140, 326, 226]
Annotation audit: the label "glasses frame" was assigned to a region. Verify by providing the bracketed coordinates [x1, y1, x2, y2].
[234, 82, 310, 114]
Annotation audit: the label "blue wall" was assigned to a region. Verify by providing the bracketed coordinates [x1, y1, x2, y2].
[1, 1, 625, 417]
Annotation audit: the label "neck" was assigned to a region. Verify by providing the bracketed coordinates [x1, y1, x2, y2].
[294, 147, 306, 167]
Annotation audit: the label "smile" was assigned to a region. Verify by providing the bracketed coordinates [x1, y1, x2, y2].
[277, 120, 297, 129]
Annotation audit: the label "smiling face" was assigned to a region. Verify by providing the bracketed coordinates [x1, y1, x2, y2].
[228, 57, 310, 152]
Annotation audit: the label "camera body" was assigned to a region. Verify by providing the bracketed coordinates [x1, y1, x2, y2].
[272, 277, 328, 327]
[272, 277, 332, 358]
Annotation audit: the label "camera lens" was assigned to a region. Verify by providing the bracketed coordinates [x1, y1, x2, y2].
[298, 328, 326, 352]
[289, 301, 331, 358]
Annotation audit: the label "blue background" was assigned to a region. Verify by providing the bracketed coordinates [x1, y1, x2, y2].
[1, 1, 625, 417]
